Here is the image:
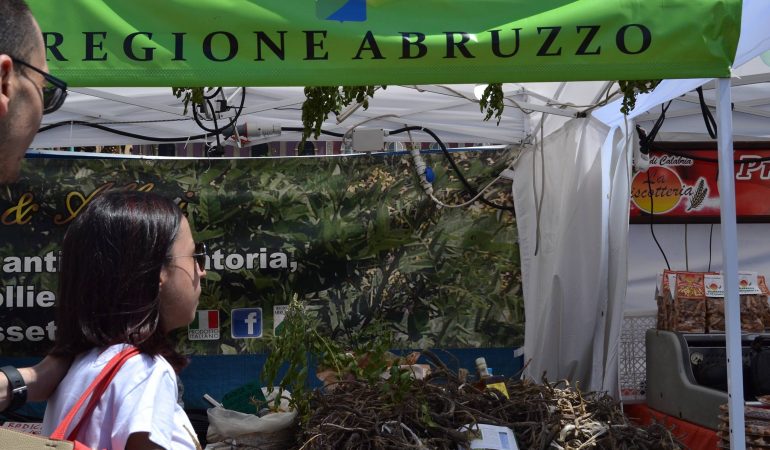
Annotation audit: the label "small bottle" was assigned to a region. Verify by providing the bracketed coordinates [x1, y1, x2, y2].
[475, 357, 490, 378]
[474, 357, 509, 399]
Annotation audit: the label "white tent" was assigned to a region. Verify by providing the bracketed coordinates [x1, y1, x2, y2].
[517, 0, 770, 391]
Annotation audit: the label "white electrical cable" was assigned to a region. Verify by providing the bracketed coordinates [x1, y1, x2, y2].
[427, 173, 508, 208]
[403, 126, 513, 209]
[409, 146, 434, 197]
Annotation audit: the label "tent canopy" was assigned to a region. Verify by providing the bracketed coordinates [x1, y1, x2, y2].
[29, 0, 739, 86]
[29, 0, 741, 148]
[34, 82, 622, 148]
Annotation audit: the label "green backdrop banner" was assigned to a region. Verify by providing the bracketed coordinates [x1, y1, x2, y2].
[0, 151, 521, 357]
[27, 0, 741, 86]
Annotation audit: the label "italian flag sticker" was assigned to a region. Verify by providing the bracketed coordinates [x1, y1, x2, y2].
[188, 310, 220, 341]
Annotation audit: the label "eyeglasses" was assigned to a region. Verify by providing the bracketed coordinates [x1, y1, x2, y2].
[10, 57, 68, 114]
[167, 242, 208, 270]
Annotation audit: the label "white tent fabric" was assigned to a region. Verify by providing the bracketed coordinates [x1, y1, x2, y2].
[33, 85, 538, 148]
[513, 117, 629, 394]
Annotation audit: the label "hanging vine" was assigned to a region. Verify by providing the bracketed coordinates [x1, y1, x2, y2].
[172, 84, 510, 140]
[478, 82, 505, 124]
[618, 79, 661, 115]
[172, 87, 208, 115]
[301, 85, 383, 141]
[173, 80, 667, 139]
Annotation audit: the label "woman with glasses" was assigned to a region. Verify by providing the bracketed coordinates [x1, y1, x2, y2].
[41, 190, 207, 450]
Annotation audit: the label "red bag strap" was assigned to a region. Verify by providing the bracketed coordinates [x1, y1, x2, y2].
[50, 346, 141, 440]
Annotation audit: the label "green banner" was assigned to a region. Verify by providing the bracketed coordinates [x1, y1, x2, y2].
[27, 0, 741, 87]
[0, 151, 521, 357]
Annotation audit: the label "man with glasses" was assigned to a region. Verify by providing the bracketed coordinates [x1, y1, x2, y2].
[0, 0, 67, 184]
[0, 0, 70, 416]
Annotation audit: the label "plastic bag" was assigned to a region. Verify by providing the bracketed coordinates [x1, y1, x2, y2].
[206, 387, 297, 447]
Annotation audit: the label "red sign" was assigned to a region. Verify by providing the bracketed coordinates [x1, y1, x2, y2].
[630, 144, 770, 223]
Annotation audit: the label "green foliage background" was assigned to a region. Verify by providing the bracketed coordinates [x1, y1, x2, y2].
[0, 150, 522, 356]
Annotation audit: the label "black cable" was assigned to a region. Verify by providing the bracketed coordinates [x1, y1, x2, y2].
[637, 99, 770, 170]
[708, 165, 720, 272]
[708, 223, 714, 272]
[38, 120, 215, 142]
[192, 88, 246, 134]
[202, 87, 223, 99]
[636, 101, 671, 161]
[193, 107, 220, 133]
[646, 171, 671, 270]
[648, 102, 671, 145]
[388, 126, 515, 211]
[38, 121, 342, 143]
[281, 127, 345, 138]
[696, 86, 718, 139]
[39, 88, 248, 146]
[206, 98, 223, 157]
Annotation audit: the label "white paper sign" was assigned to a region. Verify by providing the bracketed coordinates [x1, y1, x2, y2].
[273, 304, 289, 335]
[704, 274, 724, 298]
[738, 271, 762, 295]
[460, 424, 519, 450]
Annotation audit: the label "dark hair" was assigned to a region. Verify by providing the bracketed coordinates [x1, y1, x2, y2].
[50, 190, 188, 371]
[0, 0, 37, 60]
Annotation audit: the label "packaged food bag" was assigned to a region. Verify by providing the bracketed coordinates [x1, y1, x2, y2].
[758, 275, 770, 331]
[658, 270, 677, 331]
[704, 272, 725, 332]
[705, 272, 766, 333]
[672, 272, 706, 333]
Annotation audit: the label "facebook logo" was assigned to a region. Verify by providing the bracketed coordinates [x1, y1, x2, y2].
[231, 308, 263, 338]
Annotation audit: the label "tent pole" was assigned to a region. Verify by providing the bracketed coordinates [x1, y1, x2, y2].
[716, 77, 745, 449]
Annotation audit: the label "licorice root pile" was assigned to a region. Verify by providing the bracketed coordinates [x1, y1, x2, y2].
[294, 352, 683, 449]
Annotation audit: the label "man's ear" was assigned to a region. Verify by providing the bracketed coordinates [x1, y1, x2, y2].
[0, 55, 13, 118]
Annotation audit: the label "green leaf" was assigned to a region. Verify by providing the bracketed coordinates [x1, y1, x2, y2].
[220, 344, 238, 355]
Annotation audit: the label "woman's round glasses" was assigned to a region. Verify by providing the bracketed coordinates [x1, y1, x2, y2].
[167, 242, 208, 270]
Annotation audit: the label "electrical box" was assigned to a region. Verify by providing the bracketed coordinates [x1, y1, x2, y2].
[352, 129, 384, 152]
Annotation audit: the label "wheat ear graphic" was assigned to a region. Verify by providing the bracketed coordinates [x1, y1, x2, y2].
[688, 178, 708, 211]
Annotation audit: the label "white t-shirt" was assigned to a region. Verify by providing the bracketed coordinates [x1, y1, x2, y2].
[42, 344, 199, 450]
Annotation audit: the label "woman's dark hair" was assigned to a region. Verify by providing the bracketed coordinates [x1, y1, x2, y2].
[50, 190, 188, 371]
[0, 0, 37, 60]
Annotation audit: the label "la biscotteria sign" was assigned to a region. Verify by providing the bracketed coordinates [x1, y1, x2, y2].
[27, 0, 741, 87]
